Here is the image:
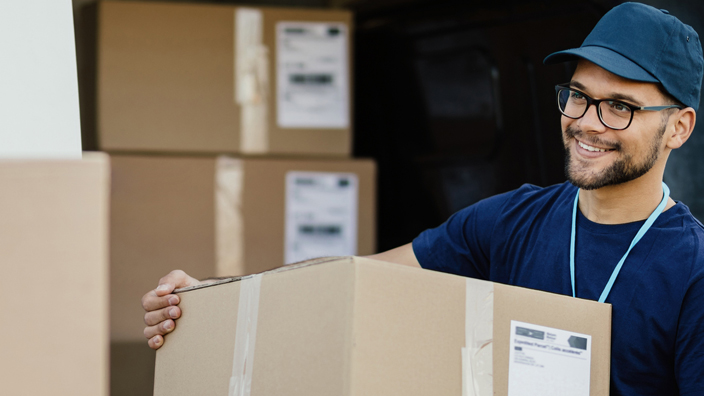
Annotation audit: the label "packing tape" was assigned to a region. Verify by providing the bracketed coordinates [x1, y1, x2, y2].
[229, 273, 264, 396]
[462, 279, 494, 396]
[215, 156, 245, 277]
[235, 8, 269, 153]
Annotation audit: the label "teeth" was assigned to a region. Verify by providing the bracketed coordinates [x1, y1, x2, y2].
[578, 140, 608, 152]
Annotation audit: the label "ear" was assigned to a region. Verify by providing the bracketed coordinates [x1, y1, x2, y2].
[666, 107, 696, 149]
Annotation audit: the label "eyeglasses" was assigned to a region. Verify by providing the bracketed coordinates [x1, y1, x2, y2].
[555, 84, 683, 130]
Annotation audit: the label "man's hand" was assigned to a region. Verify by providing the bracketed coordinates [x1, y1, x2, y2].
[142, 270, 203, 350]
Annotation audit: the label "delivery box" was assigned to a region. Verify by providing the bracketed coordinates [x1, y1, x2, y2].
[96, 1, 352, 156]
[154, 256, 611, 396]
[0, 153, 110, 396]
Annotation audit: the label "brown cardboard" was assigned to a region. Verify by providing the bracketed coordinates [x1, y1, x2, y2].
[96, 1, 353, 156]
[110, 155, 376, 342]
[0, 153, 110, 396]
[154, 257, 611, 396]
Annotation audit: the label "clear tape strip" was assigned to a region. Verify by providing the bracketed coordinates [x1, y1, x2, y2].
[463, 279, 494, 396]
[235, 8, 269, 153]
[228, 274, 264, 396]
[215, 156, 244, 277]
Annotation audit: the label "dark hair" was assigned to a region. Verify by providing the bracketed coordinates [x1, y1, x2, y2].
[656, 83, 686, 108]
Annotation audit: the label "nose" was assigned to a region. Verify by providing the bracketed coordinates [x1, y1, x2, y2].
[576, 103, 607, 133]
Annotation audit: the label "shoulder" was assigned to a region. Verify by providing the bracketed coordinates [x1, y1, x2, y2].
[657, 202, 704, 280]
[495, 181, 577, 220]
[445, 182, 574, 227]
[659, 202, 704, 245]
[506, 181, 575, 204]
[470, 181, 575, 212]
[442, 181, 577, 241]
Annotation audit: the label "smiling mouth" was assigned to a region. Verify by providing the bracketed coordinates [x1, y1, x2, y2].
[577, 140, 615, 153]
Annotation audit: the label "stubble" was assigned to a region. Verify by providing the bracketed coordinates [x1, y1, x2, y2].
[563, 117, 668, 190]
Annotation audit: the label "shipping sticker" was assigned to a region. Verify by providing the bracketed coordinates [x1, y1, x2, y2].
[508, 320, 592, 396]
[284, 171, 358, 264]
[276, 22, 349, 129]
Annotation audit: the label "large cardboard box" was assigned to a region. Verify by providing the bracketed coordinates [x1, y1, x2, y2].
[154, 257, 611, 396]
[96, 1, 352, 156]
[110, 155, 376, 343]
[0, 154, 110, 396]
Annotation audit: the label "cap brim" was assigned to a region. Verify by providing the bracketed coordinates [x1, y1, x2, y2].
[544, 46, 659, 83]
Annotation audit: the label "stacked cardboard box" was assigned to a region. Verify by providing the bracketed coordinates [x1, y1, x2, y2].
[90, 1, 370, 394]
[0, 154, 110, 396]
[96, 0, 352, 156]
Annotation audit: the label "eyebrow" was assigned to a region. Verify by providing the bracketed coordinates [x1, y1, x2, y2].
[569, 80, 645, 106]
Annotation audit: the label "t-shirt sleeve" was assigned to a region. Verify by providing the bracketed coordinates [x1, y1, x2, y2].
[412, 188, 518, 280]
[675, 235, 704, 394]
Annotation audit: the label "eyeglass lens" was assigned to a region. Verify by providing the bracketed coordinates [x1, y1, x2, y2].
[557, 88, 632, 129]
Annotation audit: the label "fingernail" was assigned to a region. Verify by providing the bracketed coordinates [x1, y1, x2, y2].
[168, 296, 179, 306]
[156, 284, 169, 292]
[153, 336, 162, 345]
[169, 308, 178, 318]
[164, 321, 174, 331]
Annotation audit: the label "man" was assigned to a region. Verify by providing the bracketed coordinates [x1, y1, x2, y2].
[142, 3, 704, 394]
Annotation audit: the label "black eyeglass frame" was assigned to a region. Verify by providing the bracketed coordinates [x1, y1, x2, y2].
[555, 83, 683, 130]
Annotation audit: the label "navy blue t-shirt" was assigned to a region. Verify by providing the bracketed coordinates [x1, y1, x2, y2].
[413, 182, 704, 396]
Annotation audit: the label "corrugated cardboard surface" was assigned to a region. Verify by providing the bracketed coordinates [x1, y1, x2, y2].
[110, 155, 218, 342]
[236, 157, 376, 275]
[154, 257, 611, 395]
[154, 259, 356, 396]
[492, 283, 612, 395]
[110, 154, 376, 342]
[350, 259, 466, 395]
[0, 154, 110, 396]
[97, 1, 352, 156]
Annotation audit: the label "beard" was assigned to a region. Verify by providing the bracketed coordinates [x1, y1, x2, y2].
[563, 121, 666, 190]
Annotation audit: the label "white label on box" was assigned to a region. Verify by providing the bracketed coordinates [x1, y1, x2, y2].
[276, 22, 349, 129]
[0, 0, 82, 159]
[508, 321, 591, 396]
[285, 171, 358, 264]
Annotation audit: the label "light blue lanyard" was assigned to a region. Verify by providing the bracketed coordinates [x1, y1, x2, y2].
[570, 182, 670, 303]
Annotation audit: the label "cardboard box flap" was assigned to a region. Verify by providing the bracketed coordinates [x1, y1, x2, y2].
[175, 255, 352, 293]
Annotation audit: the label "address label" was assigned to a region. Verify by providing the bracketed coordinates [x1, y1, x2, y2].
[508, 320, 592, 396]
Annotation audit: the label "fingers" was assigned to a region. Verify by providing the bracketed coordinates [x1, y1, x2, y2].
[148, 335, 164, 350]
[144, 305, 181, 327]
[142, 290, 180, 313]
[141, 269, 200, 312]
[156, 270, 202, 296]
[144, 320, 173, 350]
[144, 318, 175, 340]
[142, 270, 202, 350]
[143, 307, 180, 350]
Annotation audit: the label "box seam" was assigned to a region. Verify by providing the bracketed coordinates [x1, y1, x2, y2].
[343, 259, 358, 396]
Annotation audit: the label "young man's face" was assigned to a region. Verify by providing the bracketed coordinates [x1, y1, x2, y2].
[561, 60, 674, 190]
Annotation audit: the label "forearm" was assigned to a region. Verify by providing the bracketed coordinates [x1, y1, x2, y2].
[365, 243, 421, 268]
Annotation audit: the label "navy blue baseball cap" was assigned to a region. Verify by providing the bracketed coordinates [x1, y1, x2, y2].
[544, 2, 704, 111]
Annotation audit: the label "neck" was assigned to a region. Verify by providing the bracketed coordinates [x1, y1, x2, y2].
[577, 173, 674, 224]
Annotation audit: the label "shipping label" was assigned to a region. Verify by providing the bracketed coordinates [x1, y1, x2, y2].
[276, 22, 349, 128]
[285, 171, 358, 264]
[508, 320, 592, 396]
